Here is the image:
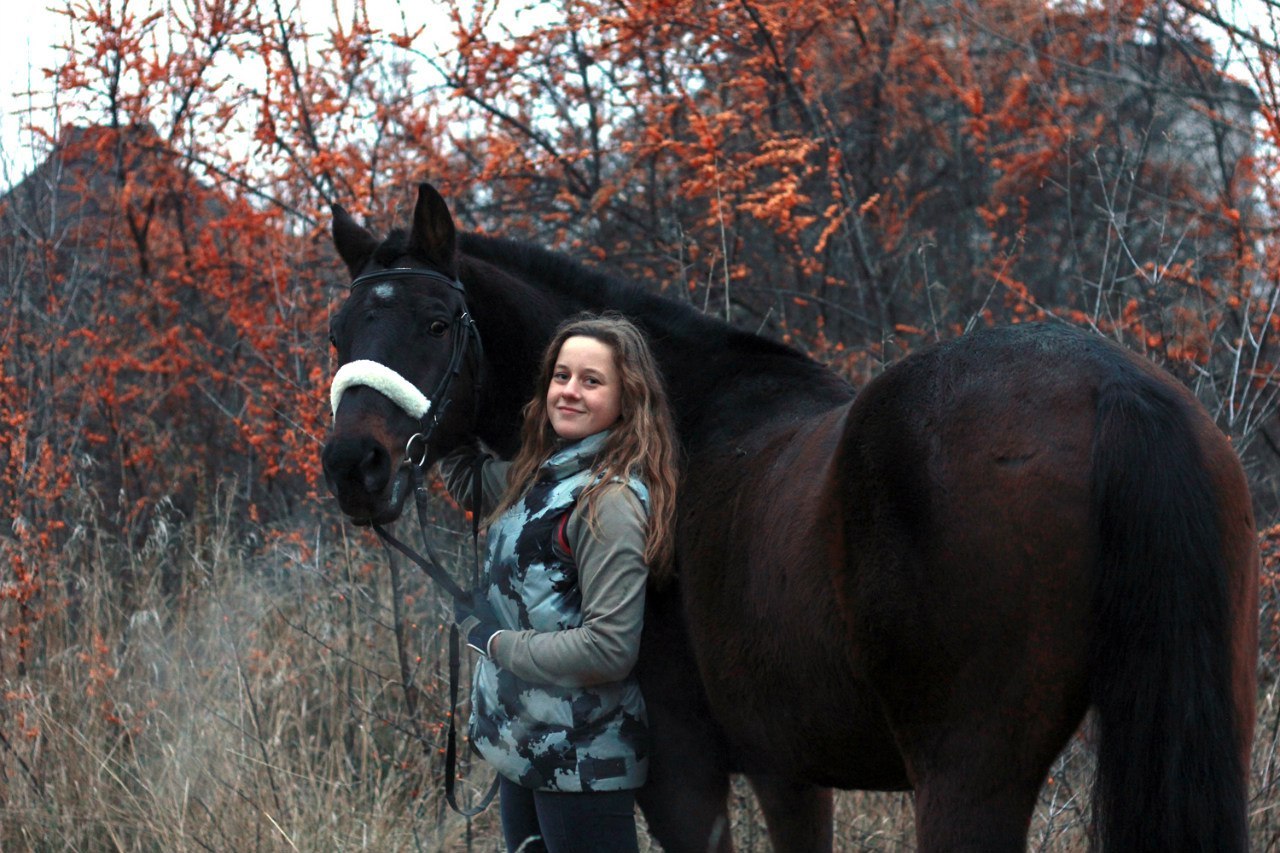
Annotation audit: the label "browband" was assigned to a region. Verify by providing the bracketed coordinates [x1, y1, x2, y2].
[350, 267, 465, 293]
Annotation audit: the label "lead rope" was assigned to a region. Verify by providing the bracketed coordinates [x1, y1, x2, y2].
[430, 458, 498, 818]
[374, 464, 499, 820]
[365, 310, 498, 820]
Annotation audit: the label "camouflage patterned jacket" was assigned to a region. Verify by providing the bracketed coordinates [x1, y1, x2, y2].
[438, 431, 650, 792]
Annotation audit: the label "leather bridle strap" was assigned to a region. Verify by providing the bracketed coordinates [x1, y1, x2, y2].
[335, 267, 477, 465]
[349, 266, 465, 293]
[371, 462, 499, 818]
[372, 523, 467, 603]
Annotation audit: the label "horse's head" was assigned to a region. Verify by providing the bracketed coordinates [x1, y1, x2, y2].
[321, 183, 482, 524]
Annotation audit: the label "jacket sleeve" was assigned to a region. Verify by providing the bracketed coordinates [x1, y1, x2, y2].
[436, 445, 511, 517]
[492, 483, 649, 688]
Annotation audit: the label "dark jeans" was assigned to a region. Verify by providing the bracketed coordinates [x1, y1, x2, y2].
[499, 776, 640, 853]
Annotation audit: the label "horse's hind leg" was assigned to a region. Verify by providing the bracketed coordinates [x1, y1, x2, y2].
[746, 774, 833, 852]
[885, 636, 1086, 850]
[912, 769, 1042, 852]
[899, 703, 1081, 852]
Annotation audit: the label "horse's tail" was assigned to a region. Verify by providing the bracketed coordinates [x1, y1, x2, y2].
[1089, 373, 1249, 851]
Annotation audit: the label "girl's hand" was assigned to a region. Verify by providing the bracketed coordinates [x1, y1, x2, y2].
[455, 592, 501, 656]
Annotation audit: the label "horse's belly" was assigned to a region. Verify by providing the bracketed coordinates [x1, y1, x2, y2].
[688, 556, 910, 787]
[710, 660, 910, 789]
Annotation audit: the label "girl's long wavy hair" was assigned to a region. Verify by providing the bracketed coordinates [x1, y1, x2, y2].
[490, 313, 680, 583]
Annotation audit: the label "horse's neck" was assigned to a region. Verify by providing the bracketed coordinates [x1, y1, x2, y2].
[465, 270, 561, 456]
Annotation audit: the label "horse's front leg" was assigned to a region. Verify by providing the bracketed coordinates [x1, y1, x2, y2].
[745, 774, 833, 852]
[636, 589, 736, 852]
[636, 706, 733, 852]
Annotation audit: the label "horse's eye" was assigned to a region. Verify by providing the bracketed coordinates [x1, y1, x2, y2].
[329, 332, 338, 349]
[429, 319, 449, 336]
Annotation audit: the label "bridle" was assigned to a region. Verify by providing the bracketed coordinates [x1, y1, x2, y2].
[333, 265, 498, 816]
[344, 266, 484, 472]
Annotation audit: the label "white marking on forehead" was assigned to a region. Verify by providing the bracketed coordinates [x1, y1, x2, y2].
[372, 282, 396, 300]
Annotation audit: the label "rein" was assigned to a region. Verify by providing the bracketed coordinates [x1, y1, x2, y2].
[341, 266, 499, 817]
[380, 461, 498, 818]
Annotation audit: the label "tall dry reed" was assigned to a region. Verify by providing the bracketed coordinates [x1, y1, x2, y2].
[2, 480, 1279, 851]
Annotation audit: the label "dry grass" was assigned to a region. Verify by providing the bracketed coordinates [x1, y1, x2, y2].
[1, 486, 1278, 851]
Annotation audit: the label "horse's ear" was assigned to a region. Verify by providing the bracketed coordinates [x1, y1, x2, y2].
[332, 204, 378, 276]
[407, 182, 458, 273]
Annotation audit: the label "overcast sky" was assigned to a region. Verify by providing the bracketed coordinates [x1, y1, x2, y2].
[0, 0, 460, 190]
[1, 5, 65, 187]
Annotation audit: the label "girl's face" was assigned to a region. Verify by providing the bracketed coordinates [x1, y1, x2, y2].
[546, 335, 623, 441]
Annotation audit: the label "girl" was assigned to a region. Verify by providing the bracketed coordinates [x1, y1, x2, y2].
[439, 313, 679, 853]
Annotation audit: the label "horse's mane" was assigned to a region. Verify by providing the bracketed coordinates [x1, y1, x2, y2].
[456, 232, 855, 428]
[459, 234, 830, 363]
[377, 227, 771, 354]
[460, 233, 701, 329]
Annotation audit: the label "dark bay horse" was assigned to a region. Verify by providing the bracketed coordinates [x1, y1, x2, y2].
[321, 183, 1258, 852]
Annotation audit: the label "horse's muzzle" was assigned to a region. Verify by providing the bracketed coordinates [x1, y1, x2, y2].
[321, 435, 409, 524]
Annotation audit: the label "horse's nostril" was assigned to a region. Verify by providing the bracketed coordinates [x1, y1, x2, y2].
[359, 445, 389, 494]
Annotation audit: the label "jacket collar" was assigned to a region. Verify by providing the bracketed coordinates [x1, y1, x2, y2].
[540, 430, 610, 482]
